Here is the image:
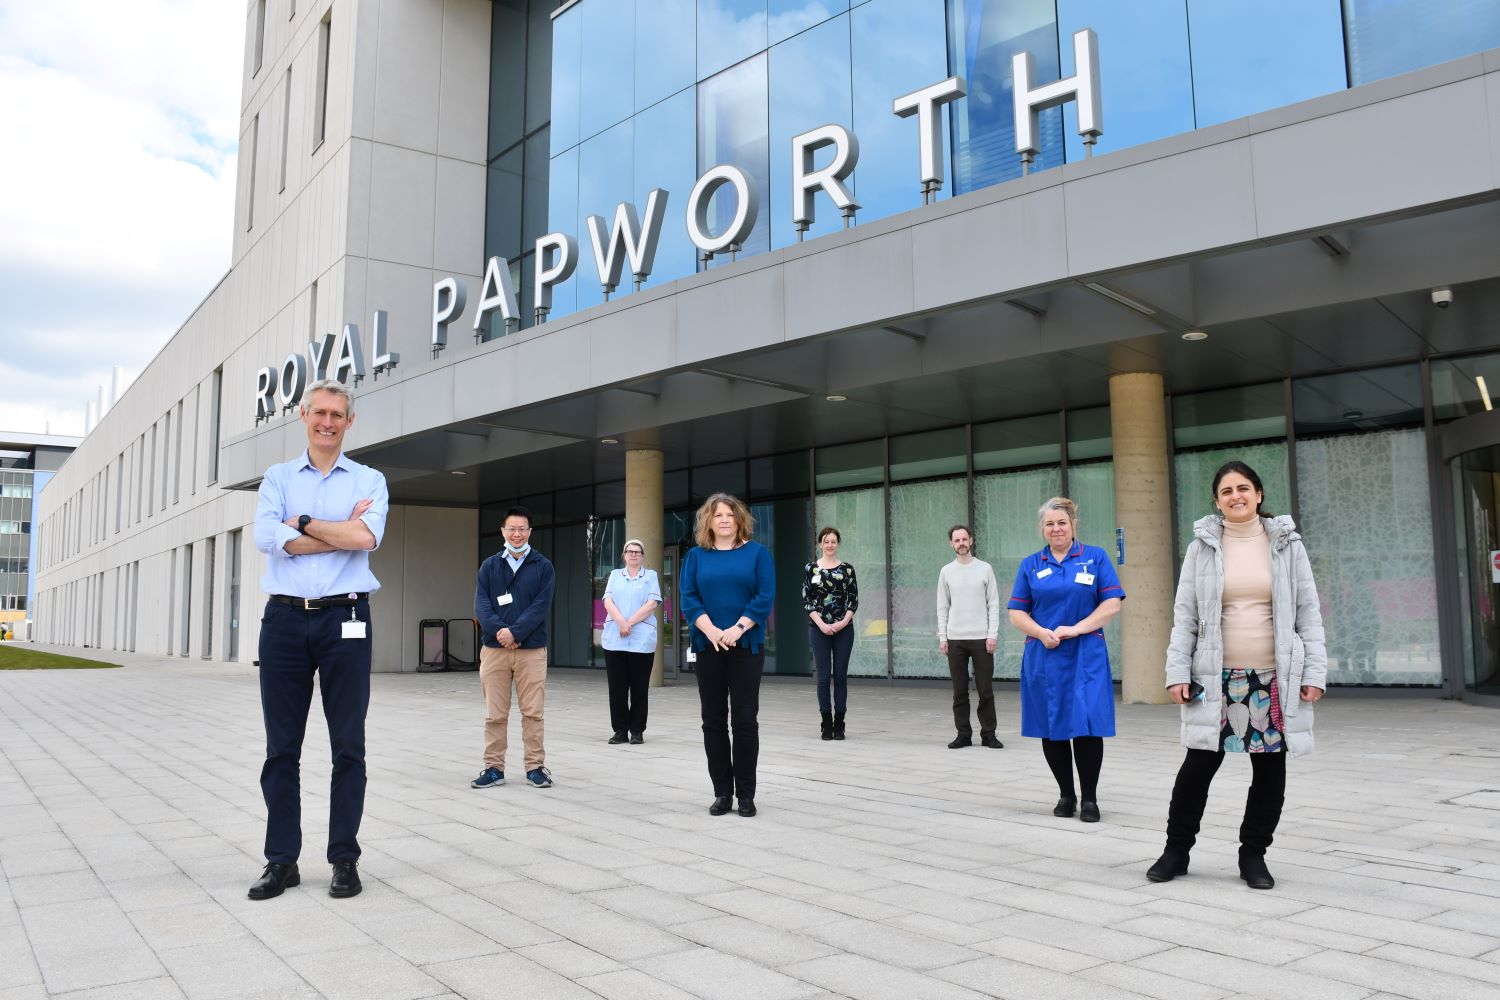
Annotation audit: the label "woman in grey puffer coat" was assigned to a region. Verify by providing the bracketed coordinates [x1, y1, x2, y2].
[1147, 461, 1326, 891]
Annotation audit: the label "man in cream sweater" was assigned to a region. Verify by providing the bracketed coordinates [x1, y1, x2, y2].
[937, 525, 1003, 749]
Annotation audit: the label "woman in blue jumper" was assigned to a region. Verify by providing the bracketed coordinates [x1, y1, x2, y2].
[680, 492, 776, 817]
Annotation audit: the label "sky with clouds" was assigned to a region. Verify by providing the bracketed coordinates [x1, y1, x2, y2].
[0, 1, 243, 437]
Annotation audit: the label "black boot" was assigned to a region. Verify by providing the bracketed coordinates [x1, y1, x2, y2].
[820, 711, 834, 741]
[1239, 851, 1275, 889]
[833, 712, 845, 740]
[1147, 850, 1190, 883]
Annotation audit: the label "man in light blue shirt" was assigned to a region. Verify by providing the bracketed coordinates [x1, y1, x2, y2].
[248, 379, 388, 902]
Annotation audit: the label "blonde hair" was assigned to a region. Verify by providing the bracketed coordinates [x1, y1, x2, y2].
[694, 493, 754, 549]
[1037, 496, 1079, 533]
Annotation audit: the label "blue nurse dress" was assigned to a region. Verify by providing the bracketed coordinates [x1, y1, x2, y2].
[1007, 542, 1125, 739]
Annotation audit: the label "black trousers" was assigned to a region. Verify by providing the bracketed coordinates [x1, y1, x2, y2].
[258, 599, 371, 865]
[946, 638, 996, 738]
[809, 625, 853, 714]
[604, 648, 653, 734]
[695, 646, 764, 799]
[1164, 748, 1286, 858]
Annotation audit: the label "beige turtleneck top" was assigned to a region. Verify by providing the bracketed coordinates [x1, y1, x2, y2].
[1220, 517, 1274, 671]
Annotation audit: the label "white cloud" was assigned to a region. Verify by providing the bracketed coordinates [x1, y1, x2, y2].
[0, 1, 242, 435]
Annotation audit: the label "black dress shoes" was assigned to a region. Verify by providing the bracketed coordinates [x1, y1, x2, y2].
[608, 731, 628, 744]
[1079, 800, 1100, 823]
[981, 734, 1005, 749]
[330, 860, 362, 898]
[709, 796, 733, 816]
[947, 736, 972, 748]
[248, 862, 300, 900]
[1146, 851, 1189, 883]
[1239, 854, 1275, 890]
[737, 798, 756, 817]
[629, 732, 644, 744]
[1053, 796, 1077, 818]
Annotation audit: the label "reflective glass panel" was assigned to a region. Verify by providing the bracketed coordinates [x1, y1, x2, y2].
[973, 412, 1060, 471]
[975, 466, 1060, 679]
[1453, 448, 1500, 693]
[634, 87, 702, 290]
[770, 0, 849, 45]
[692, 460, 748, 503]
[579, 0, 635, 141]
[890, 427, 966, 482]
[816, 439, 883, 490]
[1067, 406, 1112, 460]
[1067, 459, 1121, 677]
[637, 0, 697, 112]
[545, 145, 579, 317]
[1294, 366, 1424, 435]
[815, 486, 888, 676]
[549, 523, 594, 666]
[526, 0, 555, 131]
[698, 54, 772, 261]
[1174, 442, 1288, 557]
[852, 0, 951, 218]
[750, 450, 811, 498]
[948, 0, 1062, 195]
[756, 497, 812, 674]
[550, 5, 582, 154]
[1298, 428, 1440, 685]
[523, 128, 551, 248]
[1173, 383, 1286, 449]
[769, 14, 853, 249]
[1433, 352, 1500, 423]
[485, 146, 523, 264]
[1187, 0, 1347, 127]
[699, 0, 768, 80]
[489, 0, 528, 159]
[576, 118, 635, 311]
[1346, 0, 1500, 86]
[1056, 0, 1194, 161]
[889, 477, 968, 677]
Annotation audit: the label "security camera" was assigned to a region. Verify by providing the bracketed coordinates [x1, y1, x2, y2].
[1432, 287, 1454, 309]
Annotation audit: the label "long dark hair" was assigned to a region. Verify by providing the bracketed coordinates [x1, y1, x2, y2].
[1210, 460, 1273, 517]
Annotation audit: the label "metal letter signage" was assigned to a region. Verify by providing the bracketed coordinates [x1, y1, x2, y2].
[686, 165, 758, 259]
[585, 189, 668, 298]
[246, 31, 1107, 419]
[473, 255, 520, 339]
[791, 125, 859, 237]
[892, 76, 966, 202]
[1013, 28, 1102, 168]
[534, 232, 579, 323]
[431, 276, 466, 355]
[333, 322, 367, 385]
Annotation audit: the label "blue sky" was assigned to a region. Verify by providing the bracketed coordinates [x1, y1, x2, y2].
[0, 1, 243, 435]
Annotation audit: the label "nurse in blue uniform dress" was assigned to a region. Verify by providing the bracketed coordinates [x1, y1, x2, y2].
[1007, 497, 1124, 824]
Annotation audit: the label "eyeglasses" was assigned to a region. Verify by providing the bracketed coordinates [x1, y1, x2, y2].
[623, 549, 644, 555]
[503, 525, 531, 534]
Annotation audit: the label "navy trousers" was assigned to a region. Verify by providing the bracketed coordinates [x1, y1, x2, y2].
[809, 625, 853, 714]
[258, 598, 371, 865]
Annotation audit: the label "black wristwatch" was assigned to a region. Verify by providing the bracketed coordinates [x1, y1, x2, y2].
[297, 514, 312, 534]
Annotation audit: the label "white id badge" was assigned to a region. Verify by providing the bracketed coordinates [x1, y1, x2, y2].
[1036, 567, 1053, 579]
[686, 650, 697, 664]
[1074, 572, 1095, 586]
[342, 620, 367, 639]
[497, 593, 514, 607]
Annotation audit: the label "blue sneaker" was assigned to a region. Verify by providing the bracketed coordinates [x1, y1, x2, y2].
[471, 767, 504, 788]
[525, 767, 552, 788]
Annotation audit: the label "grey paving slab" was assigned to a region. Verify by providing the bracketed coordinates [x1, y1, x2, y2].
[6, 655, 1500, 1000]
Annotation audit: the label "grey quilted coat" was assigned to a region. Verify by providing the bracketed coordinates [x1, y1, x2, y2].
[1164, 514, 1327, 757]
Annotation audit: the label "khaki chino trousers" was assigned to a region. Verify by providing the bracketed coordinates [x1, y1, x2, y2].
[479, 645, 547, 771]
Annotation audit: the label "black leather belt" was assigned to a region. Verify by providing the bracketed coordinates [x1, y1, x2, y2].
[270, 593, 369, 610]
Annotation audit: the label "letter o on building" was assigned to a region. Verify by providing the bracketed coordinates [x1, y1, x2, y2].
[685, 165, 759, 255]
[279, 353, 308, 410]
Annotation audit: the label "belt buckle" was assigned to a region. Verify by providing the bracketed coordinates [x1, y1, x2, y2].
[302, 597, 315, 610]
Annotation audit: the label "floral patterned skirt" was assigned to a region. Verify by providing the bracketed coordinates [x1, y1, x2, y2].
[1220, 668, 1284, 753]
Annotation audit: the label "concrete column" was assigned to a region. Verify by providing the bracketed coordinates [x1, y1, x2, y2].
[625, 445, 666, 687]
[1109, 372, 1175, 705]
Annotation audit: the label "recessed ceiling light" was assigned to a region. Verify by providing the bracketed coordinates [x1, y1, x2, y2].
[1343, 409, 1364, 421]
[601, 437, 619, 445]
[451, 470, 467, 476]
[825, 394, 847, 402]
[1181, 330, 1208, 341]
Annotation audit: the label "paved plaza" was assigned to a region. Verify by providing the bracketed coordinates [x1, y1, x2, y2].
[2, 647, 1499, 1000]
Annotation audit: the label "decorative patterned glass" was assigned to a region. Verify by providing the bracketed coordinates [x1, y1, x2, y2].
[1068, 459, 1121, 678]
[815, 486, 889, 677]
[1296, 428, 1440, 686]
[1174, 442, 1289, 558]
[976, 466, 1060, 679]
[889, 477, 967, 678]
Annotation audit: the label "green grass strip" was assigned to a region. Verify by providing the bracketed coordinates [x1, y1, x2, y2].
[0, 646, 122, 670]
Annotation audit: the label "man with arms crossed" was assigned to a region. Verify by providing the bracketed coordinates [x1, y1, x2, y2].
[937, 524, 1003, 749]
[472, 506, 557, 789]
[250, 379, 388, 900]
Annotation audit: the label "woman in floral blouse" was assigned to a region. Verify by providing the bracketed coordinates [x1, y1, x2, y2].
[802, 527, 859, 740]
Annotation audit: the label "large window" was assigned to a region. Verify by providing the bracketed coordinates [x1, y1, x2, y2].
[1346, 0, 1500, 86]
[889, 477, 966, 677]
[814, 486, 888, 677]
[1185, 0, 1347, 127]
[698, 54, 771, 262]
